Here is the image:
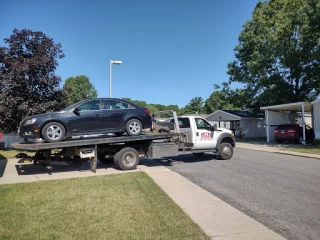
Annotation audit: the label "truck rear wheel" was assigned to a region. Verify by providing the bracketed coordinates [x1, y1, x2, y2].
[114, 147, 140, 170]
[218, 143, 233, 160]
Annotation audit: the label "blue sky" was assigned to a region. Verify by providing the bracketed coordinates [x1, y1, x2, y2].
[0, 0, 258, 108]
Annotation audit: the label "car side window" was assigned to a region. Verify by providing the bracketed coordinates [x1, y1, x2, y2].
[78, 100, 101, 111]
[195, 118, 211, 130]
[103, 100, 133, 110]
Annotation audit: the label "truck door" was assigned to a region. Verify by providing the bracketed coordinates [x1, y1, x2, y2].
[193, 117, 217, 149]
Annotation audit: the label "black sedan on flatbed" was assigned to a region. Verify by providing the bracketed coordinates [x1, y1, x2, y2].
[18, 98, 152, 143]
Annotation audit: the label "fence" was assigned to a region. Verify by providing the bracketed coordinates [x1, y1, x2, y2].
[0, 133, 24, 149]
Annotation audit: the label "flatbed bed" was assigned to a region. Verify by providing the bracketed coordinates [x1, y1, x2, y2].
[12, 133, 179, 151]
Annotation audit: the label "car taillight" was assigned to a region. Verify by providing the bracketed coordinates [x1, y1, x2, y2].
[145, 109, 151, 115]
[275, 130, 279, 133]
[288, 130, 296, 133]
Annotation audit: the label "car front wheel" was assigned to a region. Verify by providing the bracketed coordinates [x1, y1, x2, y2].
[41, 122, 66, 143]
[125, 119, 142, 136]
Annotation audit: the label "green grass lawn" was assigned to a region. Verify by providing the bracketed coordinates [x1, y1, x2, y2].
[0, 150, 35, 160]
[0, 172, 208, 240]
[280, 144, 320, 155]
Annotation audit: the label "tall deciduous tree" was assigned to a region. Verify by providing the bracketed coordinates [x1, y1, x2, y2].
[0, 29, 66, 133]
[228, 0, 320, 109]
[63, 75, 97, 105]
[204, 84, 233, 113]
[180, 97, 204, 115]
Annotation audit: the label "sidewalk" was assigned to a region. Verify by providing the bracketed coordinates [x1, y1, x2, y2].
[236, 142, 320, 160]
[138, 159, 285, 240]
[1, 157, 285, 240]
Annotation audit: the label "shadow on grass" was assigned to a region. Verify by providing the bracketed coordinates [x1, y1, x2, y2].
[0, 159, 8, 178]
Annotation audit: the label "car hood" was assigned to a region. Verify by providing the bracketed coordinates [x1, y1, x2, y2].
[22, 111, 66, 121]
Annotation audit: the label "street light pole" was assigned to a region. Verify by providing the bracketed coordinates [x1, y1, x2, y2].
[109, 60, 122, 98]
[109, 60, 112, 98]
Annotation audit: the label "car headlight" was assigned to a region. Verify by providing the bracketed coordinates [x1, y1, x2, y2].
[24, 118, 37, 126]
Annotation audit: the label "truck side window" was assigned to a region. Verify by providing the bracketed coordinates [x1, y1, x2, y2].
[195, 118, 211, 130]
[170, 118, 190, 128]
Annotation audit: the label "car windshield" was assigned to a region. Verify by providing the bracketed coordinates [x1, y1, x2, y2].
[62, 100, 88, 111]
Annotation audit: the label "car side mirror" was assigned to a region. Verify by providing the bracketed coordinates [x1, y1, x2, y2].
[73, 107, 81, 114]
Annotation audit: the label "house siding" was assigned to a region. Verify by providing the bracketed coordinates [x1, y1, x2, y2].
[240, 119, 266, 138]
[0, 133, 24, 149]
[313, 103, 320, 139]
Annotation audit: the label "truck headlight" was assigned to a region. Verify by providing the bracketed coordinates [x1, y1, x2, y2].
[24, 118, 37, 126]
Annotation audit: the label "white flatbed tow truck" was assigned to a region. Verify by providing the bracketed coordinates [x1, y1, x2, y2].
[12, 111, 235, 172]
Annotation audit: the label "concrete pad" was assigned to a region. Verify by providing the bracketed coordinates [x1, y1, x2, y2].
[184, 204, 267, 237]
[0, 159, 140, 185]
[169, 189, 227, 209]
[145, 171, 203, 193]
[138, 164, 171, 173]
[0, 175, 38, 185]
[211, 229, 285, 240]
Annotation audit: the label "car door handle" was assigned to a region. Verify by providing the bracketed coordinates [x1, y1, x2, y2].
[95, 113, 101, 117]
[196, 132, 199, 136]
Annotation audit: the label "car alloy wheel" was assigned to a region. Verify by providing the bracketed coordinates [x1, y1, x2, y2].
[41, 122, 66, 143]
[125, 119, 142, 136]
[46, 125, 63, 141]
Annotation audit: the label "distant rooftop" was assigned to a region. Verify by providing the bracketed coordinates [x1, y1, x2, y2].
[220, 110, 265, 118]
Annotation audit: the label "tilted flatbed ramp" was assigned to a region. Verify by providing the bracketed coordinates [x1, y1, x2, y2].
[12, 133, 179, 150]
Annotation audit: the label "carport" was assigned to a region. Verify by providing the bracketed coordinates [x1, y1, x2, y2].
[260, 102, 312, 144]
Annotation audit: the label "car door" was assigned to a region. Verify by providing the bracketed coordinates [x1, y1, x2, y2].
[68, 100, 105, 135]
[193, 117, 216, 149]
[101, 99, 128, 131]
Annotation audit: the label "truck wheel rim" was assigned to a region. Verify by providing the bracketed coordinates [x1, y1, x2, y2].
[122, 152, 136, 167]
[222, 146, 231, 156]
[46, 125, 62, 140]
[129, 122, 140, 134]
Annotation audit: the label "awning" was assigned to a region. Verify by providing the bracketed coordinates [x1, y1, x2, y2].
[260, 102, 312, 144]
[260, 102, 312, 112]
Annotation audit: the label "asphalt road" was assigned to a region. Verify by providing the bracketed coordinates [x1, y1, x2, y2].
[156, 148, 320, 240]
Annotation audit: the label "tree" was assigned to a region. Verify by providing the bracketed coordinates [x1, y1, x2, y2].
[204, 83, 248, 113]
[227, 0, 320, 109]
[63, 75, 97, 105]
[180, 97, 204, 115]
[0, 29, 66, 133]
[204, 84, 232, 113]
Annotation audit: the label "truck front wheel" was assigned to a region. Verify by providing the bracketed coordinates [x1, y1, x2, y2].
[218, 143, 233, 160]
[114, 147, 140, 170]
